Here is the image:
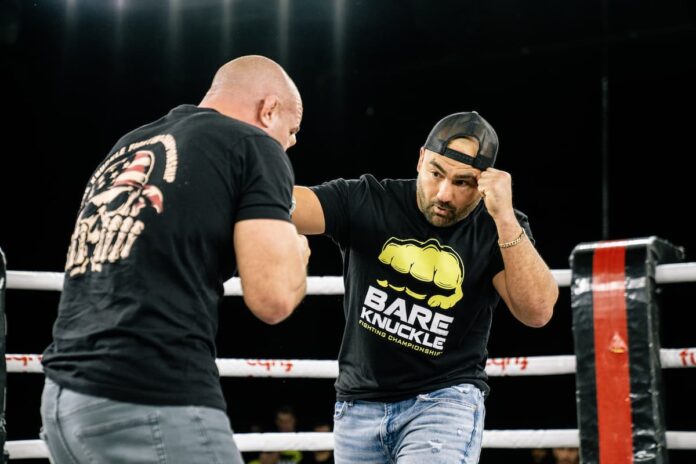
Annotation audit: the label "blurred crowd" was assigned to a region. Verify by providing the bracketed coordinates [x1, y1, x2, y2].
[242, 403, 580, 464]
[245, 405, 334, 464]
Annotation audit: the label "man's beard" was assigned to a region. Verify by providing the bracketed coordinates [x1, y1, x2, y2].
[416, 177, 480, 227]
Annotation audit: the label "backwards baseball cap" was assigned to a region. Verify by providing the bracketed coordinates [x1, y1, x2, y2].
[423, 111, 498, 170]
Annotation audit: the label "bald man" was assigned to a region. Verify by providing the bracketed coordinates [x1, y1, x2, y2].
[40, 55, 309, 464]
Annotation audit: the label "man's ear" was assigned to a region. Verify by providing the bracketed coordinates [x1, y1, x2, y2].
[417, 147, 425, 172]
[258, 95, 281, 128]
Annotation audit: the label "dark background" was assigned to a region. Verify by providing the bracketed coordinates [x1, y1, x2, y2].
[1, 0, 695, 462]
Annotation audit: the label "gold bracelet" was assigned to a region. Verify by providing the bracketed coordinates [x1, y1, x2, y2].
[498, 229, 526, 249]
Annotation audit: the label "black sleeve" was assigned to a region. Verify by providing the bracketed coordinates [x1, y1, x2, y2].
[235, 135, 295, 223]
[309, 178, 359, 247]
[518, 210, 534, 244]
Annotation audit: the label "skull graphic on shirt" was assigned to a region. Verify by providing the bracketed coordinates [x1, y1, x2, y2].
[65, 150, 164, 276]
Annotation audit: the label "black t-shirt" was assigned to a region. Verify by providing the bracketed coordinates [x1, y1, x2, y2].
[42, 105, 294, 410]
[311, 175, 532, 402]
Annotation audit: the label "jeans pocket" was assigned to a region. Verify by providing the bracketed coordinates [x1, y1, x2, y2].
[333, 401, 348, 421]
[40, 426, 79, 464]
[38, 430, 53, 464]
[417, 384, 480, 411]
[58, 389, 114, 417]
[76, 413, 166, 464]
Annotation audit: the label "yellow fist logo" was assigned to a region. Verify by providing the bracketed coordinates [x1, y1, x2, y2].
[376, 238, 464, 309]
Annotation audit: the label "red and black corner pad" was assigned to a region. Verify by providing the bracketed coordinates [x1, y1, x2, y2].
[569, 237, 684, 464]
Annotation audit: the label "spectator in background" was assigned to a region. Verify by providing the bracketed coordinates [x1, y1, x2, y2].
[248, 451, 281, 464]
[529, 448, 553, 464]
[302, 421, 334, 464]
[275, 404, 298, 433]
[274, 405, 302, 463]
[249, 422, 265, 434]
[552, 447, 580, 464]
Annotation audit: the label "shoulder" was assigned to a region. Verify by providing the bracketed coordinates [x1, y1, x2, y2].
[380, 177, 415, 194]
[356, 174, 414, 194]
[170, 105, 281, 150]
[311, 173, 396, 199]
[309, 174, 414, 204]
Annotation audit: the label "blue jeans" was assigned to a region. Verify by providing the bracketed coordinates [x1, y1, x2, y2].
[40, 378, 244, 464]
[333, 383, 485, 464]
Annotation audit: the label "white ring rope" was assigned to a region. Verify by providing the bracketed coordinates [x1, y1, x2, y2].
[6, 348, 696, 376]
[5, 429, 696, 459]
[6, 263, 696, 294]
[4, 266, 696, 458]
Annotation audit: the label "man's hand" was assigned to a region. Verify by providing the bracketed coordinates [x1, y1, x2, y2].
[297, 233, 311, 267]
[477, 168, 514, 221]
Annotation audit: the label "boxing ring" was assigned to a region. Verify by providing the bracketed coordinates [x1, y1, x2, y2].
[2, 256, 696, 460]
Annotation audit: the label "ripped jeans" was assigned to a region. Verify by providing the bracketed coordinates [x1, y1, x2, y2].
[333, 383, 485, 464]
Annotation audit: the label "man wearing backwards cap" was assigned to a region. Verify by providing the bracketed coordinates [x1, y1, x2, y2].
[292, 111, 559, 463]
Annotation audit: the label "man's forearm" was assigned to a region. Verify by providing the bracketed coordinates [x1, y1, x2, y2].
[497, 223, 558, 327]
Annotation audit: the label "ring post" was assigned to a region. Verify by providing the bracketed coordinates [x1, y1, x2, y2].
[570, 237, 684, 464]
[0, 247, 7, 462]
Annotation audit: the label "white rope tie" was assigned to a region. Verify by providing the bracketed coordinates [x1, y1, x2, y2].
[7, 263, 696, 293]
[4, 266, 695, 457]
[6, 430, 696, 459]
[7, 348, 696, 376]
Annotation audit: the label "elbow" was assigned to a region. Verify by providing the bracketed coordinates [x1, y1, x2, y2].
[244, 292, 298, 325]
[525, 311, 553, 328]
[257, 309, 293, 325]
[526, 286, 559, 328]
[523, 303, 555, 328]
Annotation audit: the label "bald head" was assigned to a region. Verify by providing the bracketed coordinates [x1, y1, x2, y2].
[206, 55, 297, 101]
[200, 55, 303, 151]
